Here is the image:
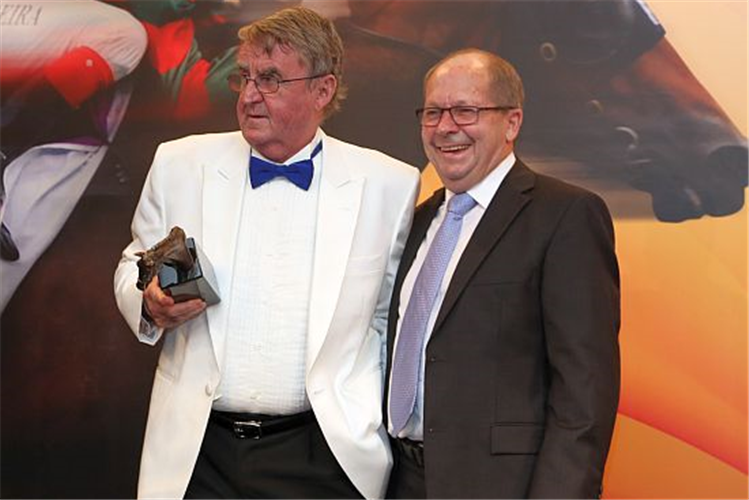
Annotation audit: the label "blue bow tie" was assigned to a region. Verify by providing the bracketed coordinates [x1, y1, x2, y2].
[249, 141, 322, 191]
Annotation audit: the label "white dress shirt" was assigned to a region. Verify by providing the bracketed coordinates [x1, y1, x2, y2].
[214, 132, 323, 414]
[389, 152, 516, 440]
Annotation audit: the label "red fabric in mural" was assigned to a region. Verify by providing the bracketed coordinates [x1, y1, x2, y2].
[142, 18, 194, 74]
[175, 58, 210, 119]
[43, 46, 114, 108]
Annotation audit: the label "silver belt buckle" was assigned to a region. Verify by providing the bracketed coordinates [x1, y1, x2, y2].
[233, 419, 262, 439]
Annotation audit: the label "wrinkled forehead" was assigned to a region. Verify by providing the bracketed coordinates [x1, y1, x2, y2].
[236, 41, 308, 72]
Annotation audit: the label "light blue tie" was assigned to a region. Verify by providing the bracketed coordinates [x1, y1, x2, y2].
[390, 192, 477, 435]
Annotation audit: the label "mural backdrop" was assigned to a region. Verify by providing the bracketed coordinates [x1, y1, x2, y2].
[1, 0, 746, 498]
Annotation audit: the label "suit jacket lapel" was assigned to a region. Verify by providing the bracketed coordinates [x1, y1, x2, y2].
[431, 161, 535, 335]
[306, 133, 364, 372]
[202, 132, 250, 371]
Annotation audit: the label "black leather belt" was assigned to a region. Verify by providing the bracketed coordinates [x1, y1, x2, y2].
[394, 437, 424, 467]
[210, 410, 315, 439]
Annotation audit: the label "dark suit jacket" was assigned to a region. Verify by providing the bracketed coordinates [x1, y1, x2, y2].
[386, 160, 621, 498]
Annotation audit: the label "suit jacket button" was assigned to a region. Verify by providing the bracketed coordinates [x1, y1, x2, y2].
[204, 384, 213, 396]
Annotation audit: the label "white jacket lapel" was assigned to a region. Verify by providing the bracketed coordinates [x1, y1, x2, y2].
[202, 132, 249, 370]
[306, 133, 364, 372]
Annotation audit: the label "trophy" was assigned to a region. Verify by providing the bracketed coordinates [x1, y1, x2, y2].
[135, 226, 220, 305]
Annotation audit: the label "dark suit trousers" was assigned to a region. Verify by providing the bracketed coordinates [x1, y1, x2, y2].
[184, 412, 361, 499]
[386, 439, 426, 499]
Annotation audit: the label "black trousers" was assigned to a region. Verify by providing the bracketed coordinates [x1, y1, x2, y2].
[386, 439, 426, 499]
[184, 412, 362, 499]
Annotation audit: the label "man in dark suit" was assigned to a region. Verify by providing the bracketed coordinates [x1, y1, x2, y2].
[385, 48, 621, 498]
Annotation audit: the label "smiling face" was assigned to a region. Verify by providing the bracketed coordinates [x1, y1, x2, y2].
[235, 42, 335, 162]
[421, 53, 522, 193]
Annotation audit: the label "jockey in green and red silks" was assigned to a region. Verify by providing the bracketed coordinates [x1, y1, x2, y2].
[116, 0, 237, 120]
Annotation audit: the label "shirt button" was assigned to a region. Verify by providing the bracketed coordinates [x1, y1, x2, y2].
[204, 384, 213, 396]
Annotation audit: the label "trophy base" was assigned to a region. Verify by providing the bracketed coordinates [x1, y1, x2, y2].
[158, 238, 220, 305]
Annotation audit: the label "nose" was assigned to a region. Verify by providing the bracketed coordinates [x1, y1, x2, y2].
[435, 109, 459, 134]
[240, 80, 264, 104]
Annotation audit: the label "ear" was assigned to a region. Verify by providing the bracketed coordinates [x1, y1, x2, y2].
[505, 108, 523, 142]
[313, 74, 337, 112]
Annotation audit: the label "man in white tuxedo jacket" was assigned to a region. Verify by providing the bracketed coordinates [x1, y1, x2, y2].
[113, 7, 419, 499]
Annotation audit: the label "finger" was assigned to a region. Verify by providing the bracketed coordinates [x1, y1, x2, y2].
[173, 301, 207, 325]
[154, 299, 206, 329]
[169, 298, 206, 319]
[145, 276, 174, 308]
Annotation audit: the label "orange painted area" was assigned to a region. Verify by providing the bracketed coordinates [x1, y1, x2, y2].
[418, 163, 441, 203]
[604, 415, 748, 498]
[615, 205, 748, 473]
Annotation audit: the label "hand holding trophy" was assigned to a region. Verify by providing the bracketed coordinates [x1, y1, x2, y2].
[136, 226, 220, 305]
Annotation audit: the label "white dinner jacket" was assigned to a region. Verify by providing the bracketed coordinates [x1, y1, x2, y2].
[114, 129, 420, 499]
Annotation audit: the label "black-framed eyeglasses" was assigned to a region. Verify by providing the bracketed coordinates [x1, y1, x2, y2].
[415, 105, 516, 126]
[227, 70, 330, 95]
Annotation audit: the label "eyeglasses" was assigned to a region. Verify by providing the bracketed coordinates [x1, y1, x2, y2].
[415, 106, 516, 126]
[227, 71, 330, 95]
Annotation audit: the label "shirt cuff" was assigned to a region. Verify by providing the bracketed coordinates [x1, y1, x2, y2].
[138, 304, 159, 340]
